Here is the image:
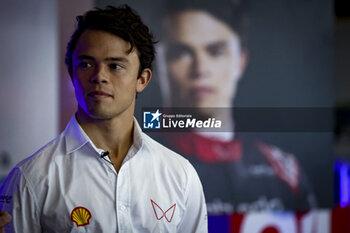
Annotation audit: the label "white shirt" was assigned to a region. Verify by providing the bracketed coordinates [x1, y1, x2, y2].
[0, 116, 208, 233]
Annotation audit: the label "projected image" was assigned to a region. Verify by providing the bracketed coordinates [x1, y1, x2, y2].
[154, 0, 316, 214]
[96, 0, 333, 215]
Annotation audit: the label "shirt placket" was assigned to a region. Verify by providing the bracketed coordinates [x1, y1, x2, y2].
[98, 151, 119, 232]
[116, 161, 132, 233]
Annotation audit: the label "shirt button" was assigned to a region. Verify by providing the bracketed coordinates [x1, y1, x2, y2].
[120, 205, 126, 211]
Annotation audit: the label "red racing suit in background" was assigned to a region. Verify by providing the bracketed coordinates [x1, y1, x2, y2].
[153, 132, 317, 215]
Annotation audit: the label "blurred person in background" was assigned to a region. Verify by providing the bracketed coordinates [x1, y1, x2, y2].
[155, 0, 317, 214]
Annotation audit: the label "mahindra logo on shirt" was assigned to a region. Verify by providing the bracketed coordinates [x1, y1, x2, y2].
[150, 199, 176, 223]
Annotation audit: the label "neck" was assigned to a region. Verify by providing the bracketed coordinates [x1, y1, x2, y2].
[214, 110, 234, 132]
[76, 107, 135, 171]
[195, 109, 235, 140]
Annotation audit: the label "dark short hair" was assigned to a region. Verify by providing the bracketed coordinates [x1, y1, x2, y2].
[65, 5, 156, 77]
[160, 0, 248, 48]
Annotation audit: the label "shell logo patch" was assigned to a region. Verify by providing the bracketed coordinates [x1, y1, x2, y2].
[71, 206, 91, 227]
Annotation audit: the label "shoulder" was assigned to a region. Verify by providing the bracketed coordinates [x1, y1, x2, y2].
[140, 132, 204, 195]
[140, 133, 199, 182]
[0, 133, 66, 207]
[8, 133, 65, 185]
[142, 133, 193, 167]
[254, 141, 300, 169]
[254, 140, 301, 193]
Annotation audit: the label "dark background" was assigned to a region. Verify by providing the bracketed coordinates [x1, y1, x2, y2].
[97, 0, 334, 208]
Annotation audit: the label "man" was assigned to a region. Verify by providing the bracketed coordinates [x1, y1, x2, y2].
[0, 5, 207, 232]
[154, 0, 316, 214]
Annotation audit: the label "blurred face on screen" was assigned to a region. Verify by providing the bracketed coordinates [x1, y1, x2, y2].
[162, 10, 247, 110]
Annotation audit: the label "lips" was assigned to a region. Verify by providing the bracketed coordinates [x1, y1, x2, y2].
[191, 86, 215, 99]
[87, 91, 113, 99]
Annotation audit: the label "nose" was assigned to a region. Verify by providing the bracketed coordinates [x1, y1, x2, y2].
[91, 65, 109, 84]
[190, 52, 210, 79]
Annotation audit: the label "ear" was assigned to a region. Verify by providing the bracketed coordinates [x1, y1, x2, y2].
[238, 49, 249, 79]
[136, 68, 152, 92]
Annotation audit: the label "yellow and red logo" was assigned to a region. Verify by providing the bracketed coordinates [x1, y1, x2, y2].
[71, 206, 91, 227]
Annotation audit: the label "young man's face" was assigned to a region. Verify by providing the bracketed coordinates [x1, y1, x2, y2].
[71, 29, 150, 121]
[162, 10, 247, 109]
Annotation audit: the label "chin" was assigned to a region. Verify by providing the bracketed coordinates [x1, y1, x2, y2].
[86, 110, 114, 120]
[193, 100, 215, 108]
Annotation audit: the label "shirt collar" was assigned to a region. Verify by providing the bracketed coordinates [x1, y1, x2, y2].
[64, 115, 144, 156]
[132, 117, 143, 152]
[64, 115, 90, 154]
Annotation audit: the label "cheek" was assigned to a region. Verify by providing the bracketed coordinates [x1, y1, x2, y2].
[72, 77, 87, 102]
[116, 78, 137, 98]
[167, 59, 191, 86]
[215, 54, 242, 83]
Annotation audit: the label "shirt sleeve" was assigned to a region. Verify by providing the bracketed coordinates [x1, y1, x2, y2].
[177, 161, 208, 233]
[0, 167, 41, 233]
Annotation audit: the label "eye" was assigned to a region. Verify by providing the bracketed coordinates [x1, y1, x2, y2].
[207, 44, 226, 57]
[109, 63, 122, 70]
[166, 44, 192, 61]
[78, 61, 92, 69]
[208, 46, 225, 57]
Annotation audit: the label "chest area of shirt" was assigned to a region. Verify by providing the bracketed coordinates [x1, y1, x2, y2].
[39, 165, 184, 232]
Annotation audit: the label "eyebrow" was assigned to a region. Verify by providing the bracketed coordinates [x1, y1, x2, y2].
[167, 40, 229, 51]
[77, 55, 129, 63]
[206, 41, 229, 50]
[166, 42, 191, 50]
